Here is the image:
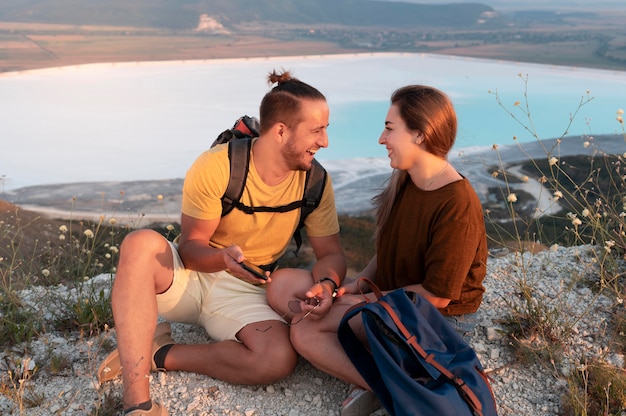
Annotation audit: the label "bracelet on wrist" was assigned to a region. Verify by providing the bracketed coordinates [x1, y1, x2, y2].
[316, 277, 338, 298]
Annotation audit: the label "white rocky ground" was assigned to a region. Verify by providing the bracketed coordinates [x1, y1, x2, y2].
[2, 135, 624, 414]
[1, 245, 624, 415]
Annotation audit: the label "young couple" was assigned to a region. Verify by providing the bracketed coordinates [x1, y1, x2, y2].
[97, 70, 487, 416]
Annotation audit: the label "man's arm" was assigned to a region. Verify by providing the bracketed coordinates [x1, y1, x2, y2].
[305, 233, 346, 303]
[176, 213, 267, 283]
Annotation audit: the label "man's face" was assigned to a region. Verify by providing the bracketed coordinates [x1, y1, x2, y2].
[280, 99, 329, 171]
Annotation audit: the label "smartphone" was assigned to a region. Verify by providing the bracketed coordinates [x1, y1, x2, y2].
[240, 260, 268, 280]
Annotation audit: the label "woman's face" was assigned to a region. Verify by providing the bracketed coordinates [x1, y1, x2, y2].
[378, 103, 418, 170]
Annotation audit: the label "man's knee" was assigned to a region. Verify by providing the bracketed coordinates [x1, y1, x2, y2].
[255, 338, 298, 383]
[289, 323, 315, 359]
[114, 229, 174, 292]
[120, 229, 166, 254]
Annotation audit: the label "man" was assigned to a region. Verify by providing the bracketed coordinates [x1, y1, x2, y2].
[97, 70, 346, 415]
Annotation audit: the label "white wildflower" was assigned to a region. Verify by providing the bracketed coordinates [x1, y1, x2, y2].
[83, 229, 95, 238]
[567, 212, 582, 227]
[507, 193, 517, 203]
[549, 157, 558, 166]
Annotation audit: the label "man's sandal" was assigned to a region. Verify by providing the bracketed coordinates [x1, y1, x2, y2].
[97, 321, 174, 383]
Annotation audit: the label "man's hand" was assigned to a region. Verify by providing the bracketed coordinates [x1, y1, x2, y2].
[300, 279, 337, 318]
[222, 247, 271, 284]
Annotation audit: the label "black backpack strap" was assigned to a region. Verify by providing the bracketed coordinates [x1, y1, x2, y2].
[221, 138, 252, 216]
[292, 159, 327, 256]
[221, 139, 327, 256]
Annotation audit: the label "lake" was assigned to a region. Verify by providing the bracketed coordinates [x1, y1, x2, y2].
[1, 53, 624, 190]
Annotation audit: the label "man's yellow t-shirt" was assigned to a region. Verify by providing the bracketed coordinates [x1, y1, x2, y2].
[182, 140, 339, 266]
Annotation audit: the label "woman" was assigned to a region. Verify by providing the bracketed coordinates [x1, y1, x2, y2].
[289, 85, 488, 416]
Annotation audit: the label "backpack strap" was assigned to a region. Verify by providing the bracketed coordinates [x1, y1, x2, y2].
[378, 300, 484, 416]
[221, 138, 327, 256]
[292, 159, 326, 256]
[221, 138, 251, 216]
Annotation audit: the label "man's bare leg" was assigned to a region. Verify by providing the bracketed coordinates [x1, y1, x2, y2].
[111, 229, 175, 409]
[163, 321, 297, 384]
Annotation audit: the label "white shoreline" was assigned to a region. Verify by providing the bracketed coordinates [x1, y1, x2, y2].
[3, 51, 626, 78]
[8, 134, 624, 221]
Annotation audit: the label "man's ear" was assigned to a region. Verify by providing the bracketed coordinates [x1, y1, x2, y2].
[273, 122, 287, 143]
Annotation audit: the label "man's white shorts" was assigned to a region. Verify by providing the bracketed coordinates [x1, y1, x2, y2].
[156, 240, 283, 341]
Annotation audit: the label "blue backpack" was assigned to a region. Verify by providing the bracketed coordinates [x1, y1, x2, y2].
[338, 280, 498, 416]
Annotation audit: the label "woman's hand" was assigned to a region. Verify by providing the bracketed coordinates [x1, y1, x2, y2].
[336, 276, 370, 297]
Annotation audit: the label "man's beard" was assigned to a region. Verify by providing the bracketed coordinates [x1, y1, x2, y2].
[280, 137, 312, 171]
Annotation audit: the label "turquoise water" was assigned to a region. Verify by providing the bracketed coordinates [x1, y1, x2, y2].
[1, 53, 624, 189]
[327, 69, 624, 160]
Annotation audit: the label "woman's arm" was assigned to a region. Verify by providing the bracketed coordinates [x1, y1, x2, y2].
[408, 283, 451, 308]
[337, 254, 378, 296]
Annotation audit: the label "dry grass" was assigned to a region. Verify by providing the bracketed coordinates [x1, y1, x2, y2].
[0, 28, 355, 73]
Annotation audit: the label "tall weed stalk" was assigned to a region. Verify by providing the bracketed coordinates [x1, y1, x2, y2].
[484, 74, 626, 415]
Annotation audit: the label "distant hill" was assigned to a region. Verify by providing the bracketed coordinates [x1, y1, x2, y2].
[0, 0, 497, 29]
